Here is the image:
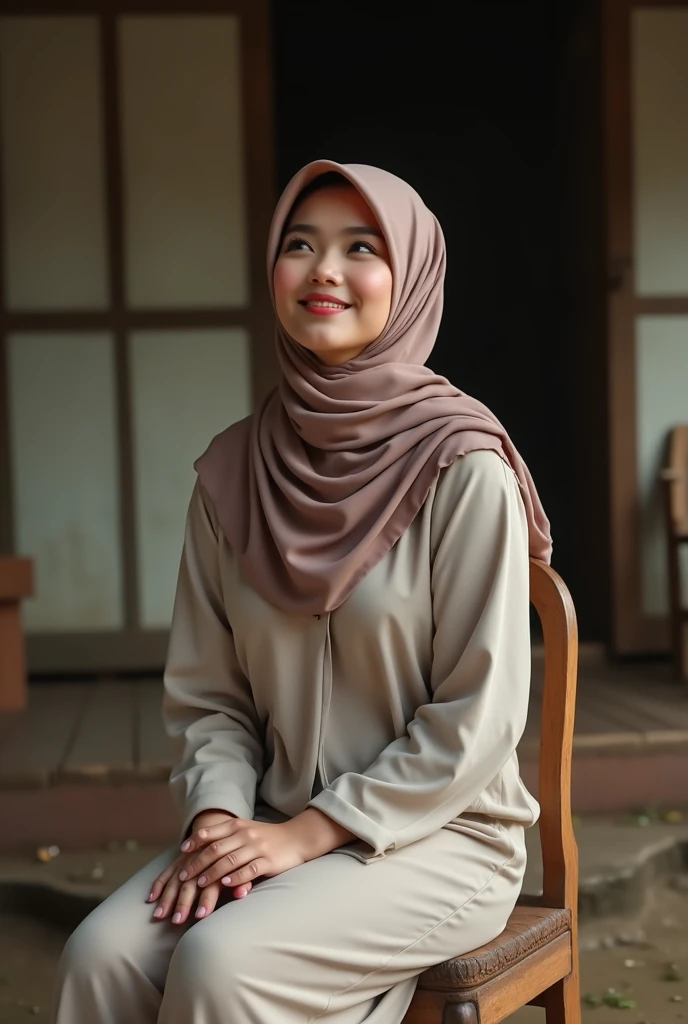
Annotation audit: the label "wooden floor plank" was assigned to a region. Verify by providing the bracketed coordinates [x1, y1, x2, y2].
[578, 686, 659, 733]
[595, 680, 688, 731]
[59, 681, 135, 783]
[3, 659, 686, 791]
[574, 700, 633, 735]
[136, 679, 173, 780]
[0, 683, 88, 788]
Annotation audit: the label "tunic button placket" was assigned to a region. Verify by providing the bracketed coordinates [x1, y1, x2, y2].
[315, 613, 332, 787]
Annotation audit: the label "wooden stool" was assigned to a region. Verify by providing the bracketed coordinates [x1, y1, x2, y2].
[403, 560, 580, 1024]
[660, 425, 688, 683]
[0, 556, 34, 711]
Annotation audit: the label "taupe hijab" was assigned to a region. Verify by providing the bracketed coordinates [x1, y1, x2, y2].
[195, 159, 552, 615]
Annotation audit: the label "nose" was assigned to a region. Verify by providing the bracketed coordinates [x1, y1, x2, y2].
[309, 253, 343, 287]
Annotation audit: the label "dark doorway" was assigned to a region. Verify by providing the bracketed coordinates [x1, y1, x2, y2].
[272, 0, 607, 642]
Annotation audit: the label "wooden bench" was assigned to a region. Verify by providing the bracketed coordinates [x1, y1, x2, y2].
[660, 424, 688, 683]
[404, 559, 580, 1024]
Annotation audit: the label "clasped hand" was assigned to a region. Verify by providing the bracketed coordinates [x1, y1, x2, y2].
[146, 815, 310, 926]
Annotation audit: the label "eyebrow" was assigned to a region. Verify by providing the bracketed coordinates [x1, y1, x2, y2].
[285, 223, 384, 239]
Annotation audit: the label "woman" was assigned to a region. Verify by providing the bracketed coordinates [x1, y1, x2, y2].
[52, 160, 550, 1024]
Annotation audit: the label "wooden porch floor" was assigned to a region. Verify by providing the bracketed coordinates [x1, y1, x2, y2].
[1, 660, 688, 792]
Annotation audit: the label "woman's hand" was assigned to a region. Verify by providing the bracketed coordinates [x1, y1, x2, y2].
[177, 818, 307, 890]
[147, 810, 253, 925]
[147, 851, 232, 924]
[179, 808, 355, 890]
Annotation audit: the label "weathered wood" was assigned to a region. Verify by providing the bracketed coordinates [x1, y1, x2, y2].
[408, 935, 572, 1024]
[529, 562, 579, 916]
[592, 678, 688, 731]
[418, 906, 570, 990]
[473, 935, 572, 1023]
[59, 680, 135, 784]
[0, 556, 34, 711]
[135, 679, 173, 780]
[404, 561, 580, 1023]
[0, 683, 87, 787]
[0, 557, 33, 602]
[443, 1005, 478, 1023]
[7, 653, 688, 792]
[661, 424, 688, 682]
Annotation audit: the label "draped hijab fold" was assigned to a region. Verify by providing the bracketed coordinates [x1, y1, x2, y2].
[195, 160, 551, 615]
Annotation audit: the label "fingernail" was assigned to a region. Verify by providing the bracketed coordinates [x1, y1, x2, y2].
[198, 875, 207, 886]
[178, 869, 188, 881]
[195, 906, 207, 918]
[221, 875, 232, 885]
[146, 892, 154, 902]
[181, 840, 191, 852]
[172, 912, 182, 924]
[154, 907, 164, 918]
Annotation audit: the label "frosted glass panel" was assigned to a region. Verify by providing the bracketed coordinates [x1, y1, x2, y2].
[636, 317, 688, 616]
[0, 18, 108, 309]
[633, 10, 688, 295]
[130, 328, 251, 628]
[120, 16, 248, 308]
[8, 334, 123, 631]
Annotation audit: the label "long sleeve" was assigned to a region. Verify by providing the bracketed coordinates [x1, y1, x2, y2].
[308, 450, 532, 858]
[163, 481, 264, 838]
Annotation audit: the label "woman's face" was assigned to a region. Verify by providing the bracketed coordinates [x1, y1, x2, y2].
[273, 186, 393, 366]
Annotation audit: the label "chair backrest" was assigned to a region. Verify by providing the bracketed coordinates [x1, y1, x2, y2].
[529, 559, 579, 913]
[661, 425, 688, 532]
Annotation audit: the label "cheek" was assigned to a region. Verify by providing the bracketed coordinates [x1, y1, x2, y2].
[273, 261, 303, 307]
[352, 265, 393, 320]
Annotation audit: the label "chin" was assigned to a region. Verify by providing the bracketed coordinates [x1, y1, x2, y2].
[297, 331, 358, 355]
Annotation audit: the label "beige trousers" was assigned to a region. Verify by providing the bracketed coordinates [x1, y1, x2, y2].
[51, 821, 526, 1024]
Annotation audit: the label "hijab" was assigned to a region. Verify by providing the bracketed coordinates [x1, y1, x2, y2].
[195, 160, 552, 615]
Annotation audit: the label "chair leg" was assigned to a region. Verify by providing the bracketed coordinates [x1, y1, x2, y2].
[443, 1003, 479, 1024]
[543, 971, 581, 1024]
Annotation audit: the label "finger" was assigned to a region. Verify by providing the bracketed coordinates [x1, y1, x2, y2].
[147, 860, 182, 903]
[220, 858, 267, 888]
[153, 876, 181, 920]
[196, 844, 256, 887]
[232, 881, 253, 900]
[171, 880, 199, 925]
[180, 837, 242, 882]
[181, 819, 241, 853]
[194, 881, 222, 920]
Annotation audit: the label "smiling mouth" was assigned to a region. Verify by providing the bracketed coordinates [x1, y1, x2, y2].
[298, 298, 351, 316]
[298, 299, 350, 309]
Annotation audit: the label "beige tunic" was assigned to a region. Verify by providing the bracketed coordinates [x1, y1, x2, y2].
[163, 447, 539, 857]
[52, 448, 539, 1024]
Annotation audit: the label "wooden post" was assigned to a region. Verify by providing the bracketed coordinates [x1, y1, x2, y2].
[0, 557, 34, 711]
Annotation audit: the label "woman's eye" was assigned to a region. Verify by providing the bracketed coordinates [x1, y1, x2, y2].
[284, 237, 312, 252]
[349, 240, 376, 255]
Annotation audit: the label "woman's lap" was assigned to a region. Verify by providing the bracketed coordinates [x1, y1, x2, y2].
[55, 822, 526, 1024]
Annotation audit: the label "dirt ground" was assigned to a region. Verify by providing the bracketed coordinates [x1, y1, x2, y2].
[0, 862, 687, 1024]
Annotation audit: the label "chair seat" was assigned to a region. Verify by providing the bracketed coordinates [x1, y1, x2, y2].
[416, 904, 572, 992]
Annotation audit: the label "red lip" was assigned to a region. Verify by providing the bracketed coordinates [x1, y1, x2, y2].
[299, 293, 351, 306]
[298, 292, 351, 317]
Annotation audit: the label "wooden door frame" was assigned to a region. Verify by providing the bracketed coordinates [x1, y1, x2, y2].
[603, 0, 688, 655]
[0, 1, 276, 673]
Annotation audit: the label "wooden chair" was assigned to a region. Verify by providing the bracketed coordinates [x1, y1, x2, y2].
[660, 425, 688, 683]
[404, 559, 580, 1024]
